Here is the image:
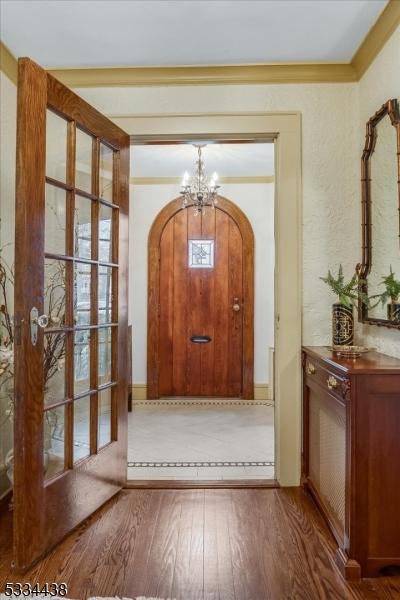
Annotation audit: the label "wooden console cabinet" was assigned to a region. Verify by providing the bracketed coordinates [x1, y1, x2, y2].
[302, 346, 400, 580]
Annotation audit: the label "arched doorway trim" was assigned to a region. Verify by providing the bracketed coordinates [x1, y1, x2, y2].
[147, 195, 254, 399]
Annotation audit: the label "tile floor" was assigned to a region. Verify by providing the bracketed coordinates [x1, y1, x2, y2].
[127, 398, 275, 480]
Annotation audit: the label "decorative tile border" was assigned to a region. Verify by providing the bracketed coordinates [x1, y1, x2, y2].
[128, 461, 275, 468]
[133, 399, 274, 407]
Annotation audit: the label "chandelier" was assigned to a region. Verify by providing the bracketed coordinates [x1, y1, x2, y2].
[180, 145, 220, 215]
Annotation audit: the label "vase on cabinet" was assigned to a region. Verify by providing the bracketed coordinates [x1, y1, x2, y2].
[332, 303, 354, 346]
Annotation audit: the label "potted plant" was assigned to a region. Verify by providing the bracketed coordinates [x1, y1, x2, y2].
[372, 267, 400, 322]
[320, 265, 368, 346]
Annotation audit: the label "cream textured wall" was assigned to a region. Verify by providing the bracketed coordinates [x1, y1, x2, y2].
[77, 83, 360, 347]
[356, 25, 400, 356]
[129, 181, 274, 385]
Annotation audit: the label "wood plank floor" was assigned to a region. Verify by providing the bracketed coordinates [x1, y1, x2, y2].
[1, 488, 400, 599]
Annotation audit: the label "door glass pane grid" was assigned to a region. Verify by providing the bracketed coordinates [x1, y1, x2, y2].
[45, 127, 120, 469]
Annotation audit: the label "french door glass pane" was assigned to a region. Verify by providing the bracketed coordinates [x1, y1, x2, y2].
[98, 388, 112, 447]
[73, 396, 90, 462]
[74, 195, 92, 259]
[75, 128, 93, 193]
[99, 143, 113, 201]
[74, 329, 91, 395]
[46, 109, 68, 183]
[98, 327, 112, 386]
[74, 262, 91, 326]
[99, 203, 113, 262]
[45, 184, 67, 255]
[44, 333, 67, 407]
[44, 259, 67, 328]
[98, 266, 113, 323]
[44, 404, 65, 480]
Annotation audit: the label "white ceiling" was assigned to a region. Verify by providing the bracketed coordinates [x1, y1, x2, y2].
[131, 143, 274, 178]
[1, 1, 388, 68]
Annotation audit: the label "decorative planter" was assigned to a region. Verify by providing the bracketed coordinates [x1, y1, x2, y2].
[332, 303, 354, 346]
[387, 302, 400, 322]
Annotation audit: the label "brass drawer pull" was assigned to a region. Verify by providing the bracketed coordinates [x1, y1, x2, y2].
[306, 362, 316, 375]
[327, 375, 338, 390]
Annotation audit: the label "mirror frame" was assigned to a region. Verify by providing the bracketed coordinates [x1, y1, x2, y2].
[357, 98, 400, 329]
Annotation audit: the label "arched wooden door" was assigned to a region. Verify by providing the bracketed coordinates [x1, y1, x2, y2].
[148, 197, 254, 399]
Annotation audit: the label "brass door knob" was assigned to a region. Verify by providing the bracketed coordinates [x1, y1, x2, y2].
[232, 298, 241, 312]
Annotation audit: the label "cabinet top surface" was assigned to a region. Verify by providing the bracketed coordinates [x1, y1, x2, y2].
[303, 346, 400, 374]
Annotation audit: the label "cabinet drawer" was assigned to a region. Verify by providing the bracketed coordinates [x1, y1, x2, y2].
[304, 356, 349, 403]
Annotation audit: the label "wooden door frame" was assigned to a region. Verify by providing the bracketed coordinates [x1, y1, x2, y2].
[113, 112, 301, 487]
[147, 195, 254, 400]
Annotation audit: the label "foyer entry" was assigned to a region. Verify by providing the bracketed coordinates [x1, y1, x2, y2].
[148, 197, 254, 399]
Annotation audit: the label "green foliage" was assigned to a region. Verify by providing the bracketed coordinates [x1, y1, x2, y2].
[373, 267, 400, 306]
[320, 264, 369, 308]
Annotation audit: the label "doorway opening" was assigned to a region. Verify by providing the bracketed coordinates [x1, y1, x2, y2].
[128, 141, 275, 483]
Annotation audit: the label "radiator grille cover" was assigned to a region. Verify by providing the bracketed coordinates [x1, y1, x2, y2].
[309, 390, 346, 537]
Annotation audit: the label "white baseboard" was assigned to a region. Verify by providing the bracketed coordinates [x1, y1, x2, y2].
[131, 383, 272, 401]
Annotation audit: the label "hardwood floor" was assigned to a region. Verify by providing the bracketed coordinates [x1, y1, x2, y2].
[1, 488, 400, 599]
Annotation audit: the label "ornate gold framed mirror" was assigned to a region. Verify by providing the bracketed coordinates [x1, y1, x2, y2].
[357, 99, 400, 328]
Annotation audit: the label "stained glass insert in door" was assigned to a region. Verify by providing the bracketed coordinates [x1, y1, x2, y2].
[188, 240, 214, 268]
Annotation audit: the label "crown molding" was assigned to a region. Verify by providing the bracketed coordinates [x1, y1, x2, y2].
[131, 175, 275, 185]
[351, 0, 400, 78]
[47, 62, 357, 87]
[0, 41, 17, 84]
[1, 3, 398, 87]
